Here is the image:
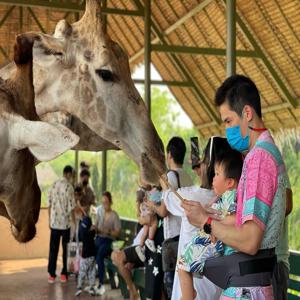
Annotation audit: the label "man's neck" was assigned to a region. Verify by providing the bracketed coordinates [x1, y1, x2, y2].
[248, 119, 266, 150]
[169, 162, 182, 170]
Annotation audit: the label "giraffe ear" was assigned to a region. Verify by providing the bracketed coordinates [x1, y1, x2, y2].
[9, 116, 79, 161]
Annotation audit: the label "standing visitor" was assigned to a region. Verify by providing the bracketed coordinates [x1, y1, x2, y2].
[47, 165, 76, 284]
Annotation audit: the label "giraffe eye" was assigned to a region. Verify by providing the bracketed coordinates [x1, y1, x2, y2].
[96, 69, 114, 82]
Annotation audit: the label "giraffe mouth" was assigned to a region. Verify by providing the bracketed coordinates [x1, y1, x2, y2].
[3, 205, 38, 243]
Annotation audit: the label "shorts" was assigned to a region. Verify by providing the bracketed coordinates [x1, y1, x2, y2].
[124, 245, 144, 268]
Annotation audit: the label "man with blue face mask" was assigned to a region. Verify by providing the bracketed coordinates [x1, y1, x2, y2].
[181, 75, 289, 300]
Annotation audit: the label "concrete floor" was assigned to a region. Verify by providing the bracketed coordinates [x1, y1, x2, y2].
[0, 258, 123, 300]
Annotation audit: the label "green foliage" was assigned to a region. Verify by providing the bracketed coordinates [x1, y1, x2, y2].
[91, 162, 101, 203]
[274, 129, 300, 251]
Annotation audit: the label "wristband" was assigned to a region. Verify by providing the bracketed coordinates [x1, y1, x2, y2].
[203, 217, 212, 234]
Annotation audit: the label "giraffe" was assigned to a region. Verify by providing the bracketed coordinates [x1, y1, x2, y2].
[0, 0, 166, 183]
[0, 33, 79, 242]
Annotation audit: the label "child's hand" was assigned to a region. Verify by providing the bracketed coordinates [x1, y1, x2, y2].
[90, 225, 96, 231]
[144, 197, 155, 211]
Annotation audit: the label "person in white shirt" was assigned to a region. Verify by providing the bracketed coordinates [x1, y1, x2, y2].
[145, 136, 193, 299]
[47, 165, 76, 284]
[160, 137, 234, 300]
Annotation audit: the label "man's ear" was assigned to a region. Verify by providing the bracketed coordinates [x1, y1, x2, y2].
[9, 116, 79, 161]
[243, 105, 253, 122]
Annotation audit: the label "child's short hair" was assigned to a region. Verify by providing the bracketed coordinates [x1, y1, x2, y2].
[215, 150, 243, 182]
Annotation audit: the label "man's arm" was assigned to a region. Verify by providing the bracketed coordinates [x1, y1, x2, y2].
[211, 218, 264, 255]
[182, 200, 263, 255]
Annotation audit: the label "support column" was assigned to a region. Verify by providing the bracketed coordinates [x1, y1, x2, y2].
[226, 0, 236, 76]
[101, 150, 107, 193]
[144, 0, 151, 115]
[75, 150, 79, 183]
[101, 0, 108, 194]
[74, 11, 80, 184]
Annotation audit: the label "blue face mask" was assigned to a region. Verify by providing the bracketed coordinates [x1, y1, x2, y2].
[226, 125, 249, 152]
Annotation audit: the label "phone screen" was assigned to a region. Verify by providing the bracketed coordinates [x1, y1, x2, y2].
[191, 137, 200, 169]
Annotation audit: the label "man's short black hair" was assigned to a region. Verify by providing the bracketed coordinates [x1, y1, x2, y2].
[215, 150, 243, 182]
[166, 136, 186, 165]
[80, 169, 90, 177]
[215, 75, 262, 118]
[63, 165, 73, 175]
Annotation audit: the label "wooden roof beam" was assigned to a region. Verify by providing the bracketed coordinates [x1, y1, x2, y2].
[0, 0, 143, 16]
[152, 44, 258, 58]
[130, 0, 214, 63]
[133, 79, 193, 87]
[220, 0, 298, 108]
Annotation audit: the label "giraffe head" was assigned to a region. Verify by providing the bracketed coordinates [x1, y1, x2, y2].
[0, 33, 79, 243]
[30, 0, 166, 183]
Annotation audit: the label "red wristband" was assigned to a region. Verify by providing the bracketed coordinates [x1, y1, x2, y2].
[206, 217, 212, 225]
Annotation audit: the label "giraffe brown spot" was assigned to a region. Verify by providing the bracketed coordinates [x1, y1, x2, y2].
[61, 73, 69, 83]
[83, 72, 91, 82]
[87, 105, 97, 122]
[72, 30, 79, 39]
[80, 85, 93, 104]
[80, 38, 88, 48]
[91, 79, 97, 93]
[71, 72, 77, 81]
[74, 86, 79, 98]
[84, 50, 93, 61]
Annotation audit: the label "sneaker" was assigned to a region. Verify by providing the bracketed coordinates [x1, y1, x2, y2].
[84, 285, 92, 292]
[60, 274, 67, 283]
[48, 276, 55, 284]
[89, 286, 96, 296]
[95, 285, 106, 296]
[75, 288, 82, 297]
[135, 245, 146, 262]
[145, 239, 156, 252]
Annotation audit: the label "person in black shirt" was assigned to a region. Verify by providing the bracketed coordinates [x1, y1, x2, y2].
[75, 212, 96, 296]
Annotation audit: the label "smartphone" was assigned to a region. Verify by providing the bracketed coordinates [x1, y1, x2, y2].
[190, 137, 200, 169]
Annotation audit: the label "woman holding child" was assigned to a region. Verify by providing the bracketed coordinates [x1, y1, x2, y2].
[160, 136, 243, 300]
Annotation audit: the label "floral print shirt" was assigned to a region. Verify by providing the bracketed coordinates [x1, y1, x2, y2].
[47, 177, 75, 230]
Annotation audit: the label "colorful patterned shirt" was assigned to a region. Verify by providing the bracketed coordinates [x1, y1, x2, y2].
[47, 177, 75, 230]
[221, 131, 287, 299]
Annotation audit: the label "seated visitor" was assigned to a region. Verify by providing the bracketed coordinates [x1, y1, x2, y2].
[94, 191, 121, 296]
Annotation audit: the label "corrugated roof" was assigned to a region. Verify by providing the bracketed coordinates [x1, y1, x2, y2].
[0, 0, 299, 137]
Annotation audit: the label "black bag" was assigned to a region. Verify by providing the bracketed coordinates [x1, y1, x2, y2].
[162, 235, 179, 272]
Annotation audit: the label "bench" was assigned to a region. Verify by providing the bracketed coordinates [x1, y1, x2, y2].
[288, 250, 300, 300]
[104, 217, 146, 299]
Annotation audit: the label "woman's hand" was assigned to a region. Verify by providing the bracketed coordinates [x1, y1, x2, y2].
[159, 174, 169, 190]
[181, 199, 222, 228]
